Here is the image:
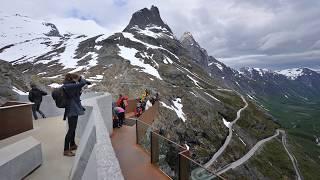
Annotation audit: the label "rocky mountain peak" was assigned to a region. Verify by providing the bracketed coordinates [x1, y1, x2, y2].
[123, 5, 172, 34]
[179, 31, 210, 68]
[43, 23, 61, 37]
[180, 32, 198, 46]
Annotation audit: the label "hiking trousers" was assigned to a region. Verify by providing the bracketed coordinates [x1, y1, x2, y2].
[117, 112, 125, 126]
[32, 103, 46, 120]
[64, 116, 78, 151]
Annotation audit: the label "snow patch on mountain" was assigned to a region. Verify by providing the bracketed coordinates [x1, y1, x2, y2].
[276, 68, 304, 80]
[122, 32, 179, 60]
[253, 68, 269, 76]
[187, 75, 201, 88]
[223, 118, 231, 128]
[247, 94, 255, 100]
[60, 35, 88, 68]
[209, 62, 224, 71]
[48, 83, 62, 88]
[12, 86, 28, 95]
[160, 99, 187, 122]
[117, 45, 162, 80]
[131, 24, 173, 39]
[163, 55, 173, 64]
[0, 13, 56, 47]
[90, 75, 103, 80]
[205, 92, 221, 102]
[172, 98, 187, 122]
[0, 37, 61, 62]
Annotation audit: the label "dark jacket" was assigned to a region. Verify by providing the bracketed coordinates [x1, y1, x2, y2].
[28, 88, 47, 105]
[62, 78, 90, 119]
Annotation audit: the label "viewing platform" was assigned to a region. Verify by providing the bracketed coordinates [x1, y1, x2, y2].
[0, 93, 222, 180]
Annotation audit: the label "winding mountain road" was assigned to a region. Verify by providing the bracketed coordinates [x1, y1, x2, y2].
[215, 130, 281, 175]
[191, 90, 302, 179]
[204, 94, 248, 168]
[281, 130, 302, 180]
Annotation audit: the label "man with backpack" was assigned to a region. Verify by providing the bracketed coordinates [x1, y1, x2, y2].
[60, 73, 91, 157]
[28, 83, 47, 120]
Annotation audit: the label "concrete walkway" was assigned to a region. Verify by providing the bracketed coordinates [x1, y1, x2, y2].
[0, 117, 74, 180]
[111, 124, 169, 180]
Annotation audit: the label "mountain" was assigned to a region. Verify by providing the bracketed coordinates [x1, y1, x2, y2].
[180, 30, 320, 178]
[0, 60, 29, 104]
[123, 5, 172, 35]
[1, 6, 319, 179]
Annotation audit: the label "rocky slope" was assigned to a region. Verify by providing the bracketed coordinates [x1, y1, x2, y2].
[0, 60, 29, 104]
[1, 5, 316, 179]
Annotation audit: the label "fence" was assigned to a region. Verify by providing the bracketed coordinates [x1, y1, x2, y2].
[131, 101, 224, 180]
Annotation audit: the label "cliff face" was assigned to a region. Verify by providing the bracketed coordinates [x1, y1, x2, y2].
[0, 60, 29, 104]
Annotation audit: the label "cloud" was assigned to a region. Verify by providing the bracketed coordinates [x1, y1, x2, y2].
[0, 0, 319, 69]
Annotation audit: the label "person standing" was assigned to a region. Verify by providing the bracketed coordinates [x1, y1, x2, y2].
[28, 83, 47, 120]
[116, 94, 128, 110]
[62, 73, 91, 156]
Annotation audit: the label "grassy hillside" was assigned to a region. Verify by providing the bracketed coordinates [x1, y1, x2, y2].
[258, 96, 320, 179]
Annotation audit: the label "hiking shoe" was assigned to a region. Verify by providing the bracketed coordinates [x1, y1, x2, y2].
[70, 145, 78, 151]
[63, 150, 75, 157]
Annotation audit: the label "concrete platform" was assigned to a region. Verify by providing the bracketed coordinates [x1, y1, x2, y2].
[0, 117, 74, 180]
[0, 137, 42, 180]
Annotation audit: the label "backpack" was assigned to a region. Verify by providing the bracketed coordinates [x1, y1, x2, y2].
[52, 88, 68, 108]
[28, 92, 34, 102]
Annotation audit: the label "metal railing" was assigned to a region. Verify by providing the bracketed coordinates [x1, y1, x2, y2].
[132, 117, 225, 180]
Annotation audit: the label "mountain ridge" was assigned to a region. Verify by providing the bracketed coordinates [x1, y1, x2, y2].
[0, 6, 319, 179]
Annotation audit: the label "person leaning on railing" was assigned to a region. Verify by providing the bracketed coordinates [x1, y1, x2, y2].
[112, 103, 125, 128]
[62, 73, 91, 157]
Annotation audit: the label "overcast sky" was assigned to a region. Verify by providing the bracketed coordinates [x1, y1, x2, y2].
[1, 0, 320, 70]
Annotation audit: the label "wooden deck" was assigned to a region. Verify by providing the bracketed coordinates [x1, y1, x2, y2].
[111, 124, 169, 180]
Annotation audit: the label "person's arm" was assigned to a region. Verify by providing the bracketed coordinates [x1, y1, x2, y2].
[63, 78, 90, 90]
[41, 90, 48, 96]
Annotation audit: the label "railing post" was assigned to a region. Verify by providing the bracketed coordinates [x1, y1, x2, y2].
[179, 151, 190, 180]
[150, 131, 159, 164]
[135, 119, 138, 144]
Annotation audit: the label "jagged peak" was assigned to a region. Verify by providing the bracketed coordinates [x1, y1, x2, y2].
[123, 5, 172, 34]
[180, 31, 203, 50]
[180, 32, 196, 43]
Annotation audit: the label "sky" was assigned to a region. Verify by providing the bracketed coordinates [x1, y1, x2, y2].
[1, 0, 320, 70]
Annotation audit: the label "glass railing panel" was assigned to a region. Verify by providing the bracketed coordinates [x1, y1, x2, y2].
[152, 132, 184, 180]
[180, 153, 222, 180]
[136, 119, 152, 153]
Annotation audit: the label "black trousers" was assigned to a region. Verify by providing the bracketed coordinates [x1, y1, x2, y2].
[32, 103, 45, 120]
[64, 116, 78, 151]
[117, 112, 125, 126]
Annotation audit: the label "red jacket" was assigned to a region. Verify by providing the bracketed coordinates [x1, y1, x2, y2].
[116, 96, 128, 107]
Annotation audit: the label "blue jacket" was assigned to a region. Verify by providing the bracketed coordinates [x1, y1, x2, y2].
[62, 78, 90, 119]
